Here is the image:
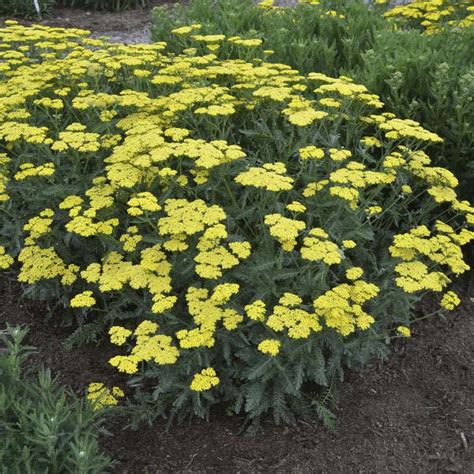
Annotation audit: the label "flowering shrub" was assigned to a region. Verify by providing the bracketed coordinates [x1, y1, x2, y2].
[0, 21, 473, 424]
[382, 0, 474, 33]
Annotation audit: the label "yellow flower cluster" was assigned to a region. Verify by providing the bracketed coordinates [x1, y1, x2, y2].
[390, 223, 473, 293]
[397, 326, 411, 338]
[264, 213, 305, 251]
[235, 163, 294, 192]
[87, 383, 124, 411]
[267, 293, 322, 339]
[109, 320, 180, 375]
[0, 246, 13, 269]
[51, 123, 101, 153]
[440, 290, 461, 310]
[127, 192, 161, 216]
[176, 284, 242, 349]
[70, 291, 96, 308]
[313, 281, 380, 336]
[301, 228, 342, 265]
[14, 162, 55, 181]
[258, 339, 281, 356]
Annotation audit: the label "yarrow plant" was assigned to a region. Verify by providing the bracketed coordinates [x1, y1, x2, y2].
[0, 21, 473, 424]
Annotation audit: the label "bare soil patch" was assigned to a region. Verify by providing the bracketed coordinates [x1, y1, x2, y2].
[1, 1, 177, 43]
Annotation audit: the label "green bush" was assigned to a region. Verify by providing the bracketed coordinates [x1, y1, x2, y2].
[0, 22, 472, 425]
[151, 0, 474, 196]
[0, 0, 56, 17]
[0, 325, 112, 472]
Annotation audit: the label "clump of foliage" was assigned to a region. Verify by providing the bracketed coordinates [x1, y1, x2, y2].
[0, 0, 56, 18]
[151, 0, 474, 196]
[0, 22, 472, 425]
[0, 325, 112, 472]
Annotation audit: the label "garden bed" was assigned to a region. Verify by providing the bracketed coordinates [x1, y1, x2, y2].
[1, 1, 473, 471]
[2, 276, 473, 472]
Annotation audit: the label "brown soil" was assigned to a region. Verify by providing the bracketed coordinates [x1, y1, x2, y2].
[1, 1, 179, 43]
[1, 274, 473, 473]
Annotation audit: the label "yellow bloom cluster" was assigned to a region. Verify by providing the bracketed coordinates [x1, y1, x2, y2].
[0, 246, 13, 269]
[264, 213, 305, 251]
[176, 284, 242, 349]
[258, 339, 281, 356]
[390, 223, 473, 293]
[301, 228, 342, 265]
[70, 291, 96, 308]
[190, 367, 220, 392]
[127, 192, 161, 216]
[397, 326, 411, 338]
[14, 162, 55, 181]
[51, 123, 101, 153]
[87, 383, 124, 411]
[384, 0, 474, 34]
[267, 293, 322, 338]
[313, 281, 380, 336]
[440, 290, 461, 310]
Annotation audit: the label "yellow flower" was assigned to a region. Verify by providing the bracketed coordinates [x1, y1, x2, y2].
[346, 267, 364, 280]
[245, 300, 267, 321]
[299, 146, 325, 160]
[235, 163, 293, 192]
[109, 326, 132, 346]
[286, 201, 306, 213]
[190, 368, 220, 392]
[258, 339, 281, 356]
[440, 291, 460, 310]
[87, 382, 124, 410]
[0, 246, 14, 269]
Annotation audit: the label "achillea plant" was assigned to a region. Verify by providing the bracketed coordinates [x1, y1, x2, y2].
[0, 21, 472, 425]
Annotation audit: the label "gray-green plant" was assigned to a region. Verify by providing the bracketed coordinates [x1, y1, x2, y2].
[0, 325, 112, 473]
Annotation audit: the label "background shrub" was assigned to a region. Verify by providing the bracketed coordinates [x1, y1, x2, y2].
[0, 325, 112, 472]
[0, 0, 56, 17]
[151, 0, 474, 196]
